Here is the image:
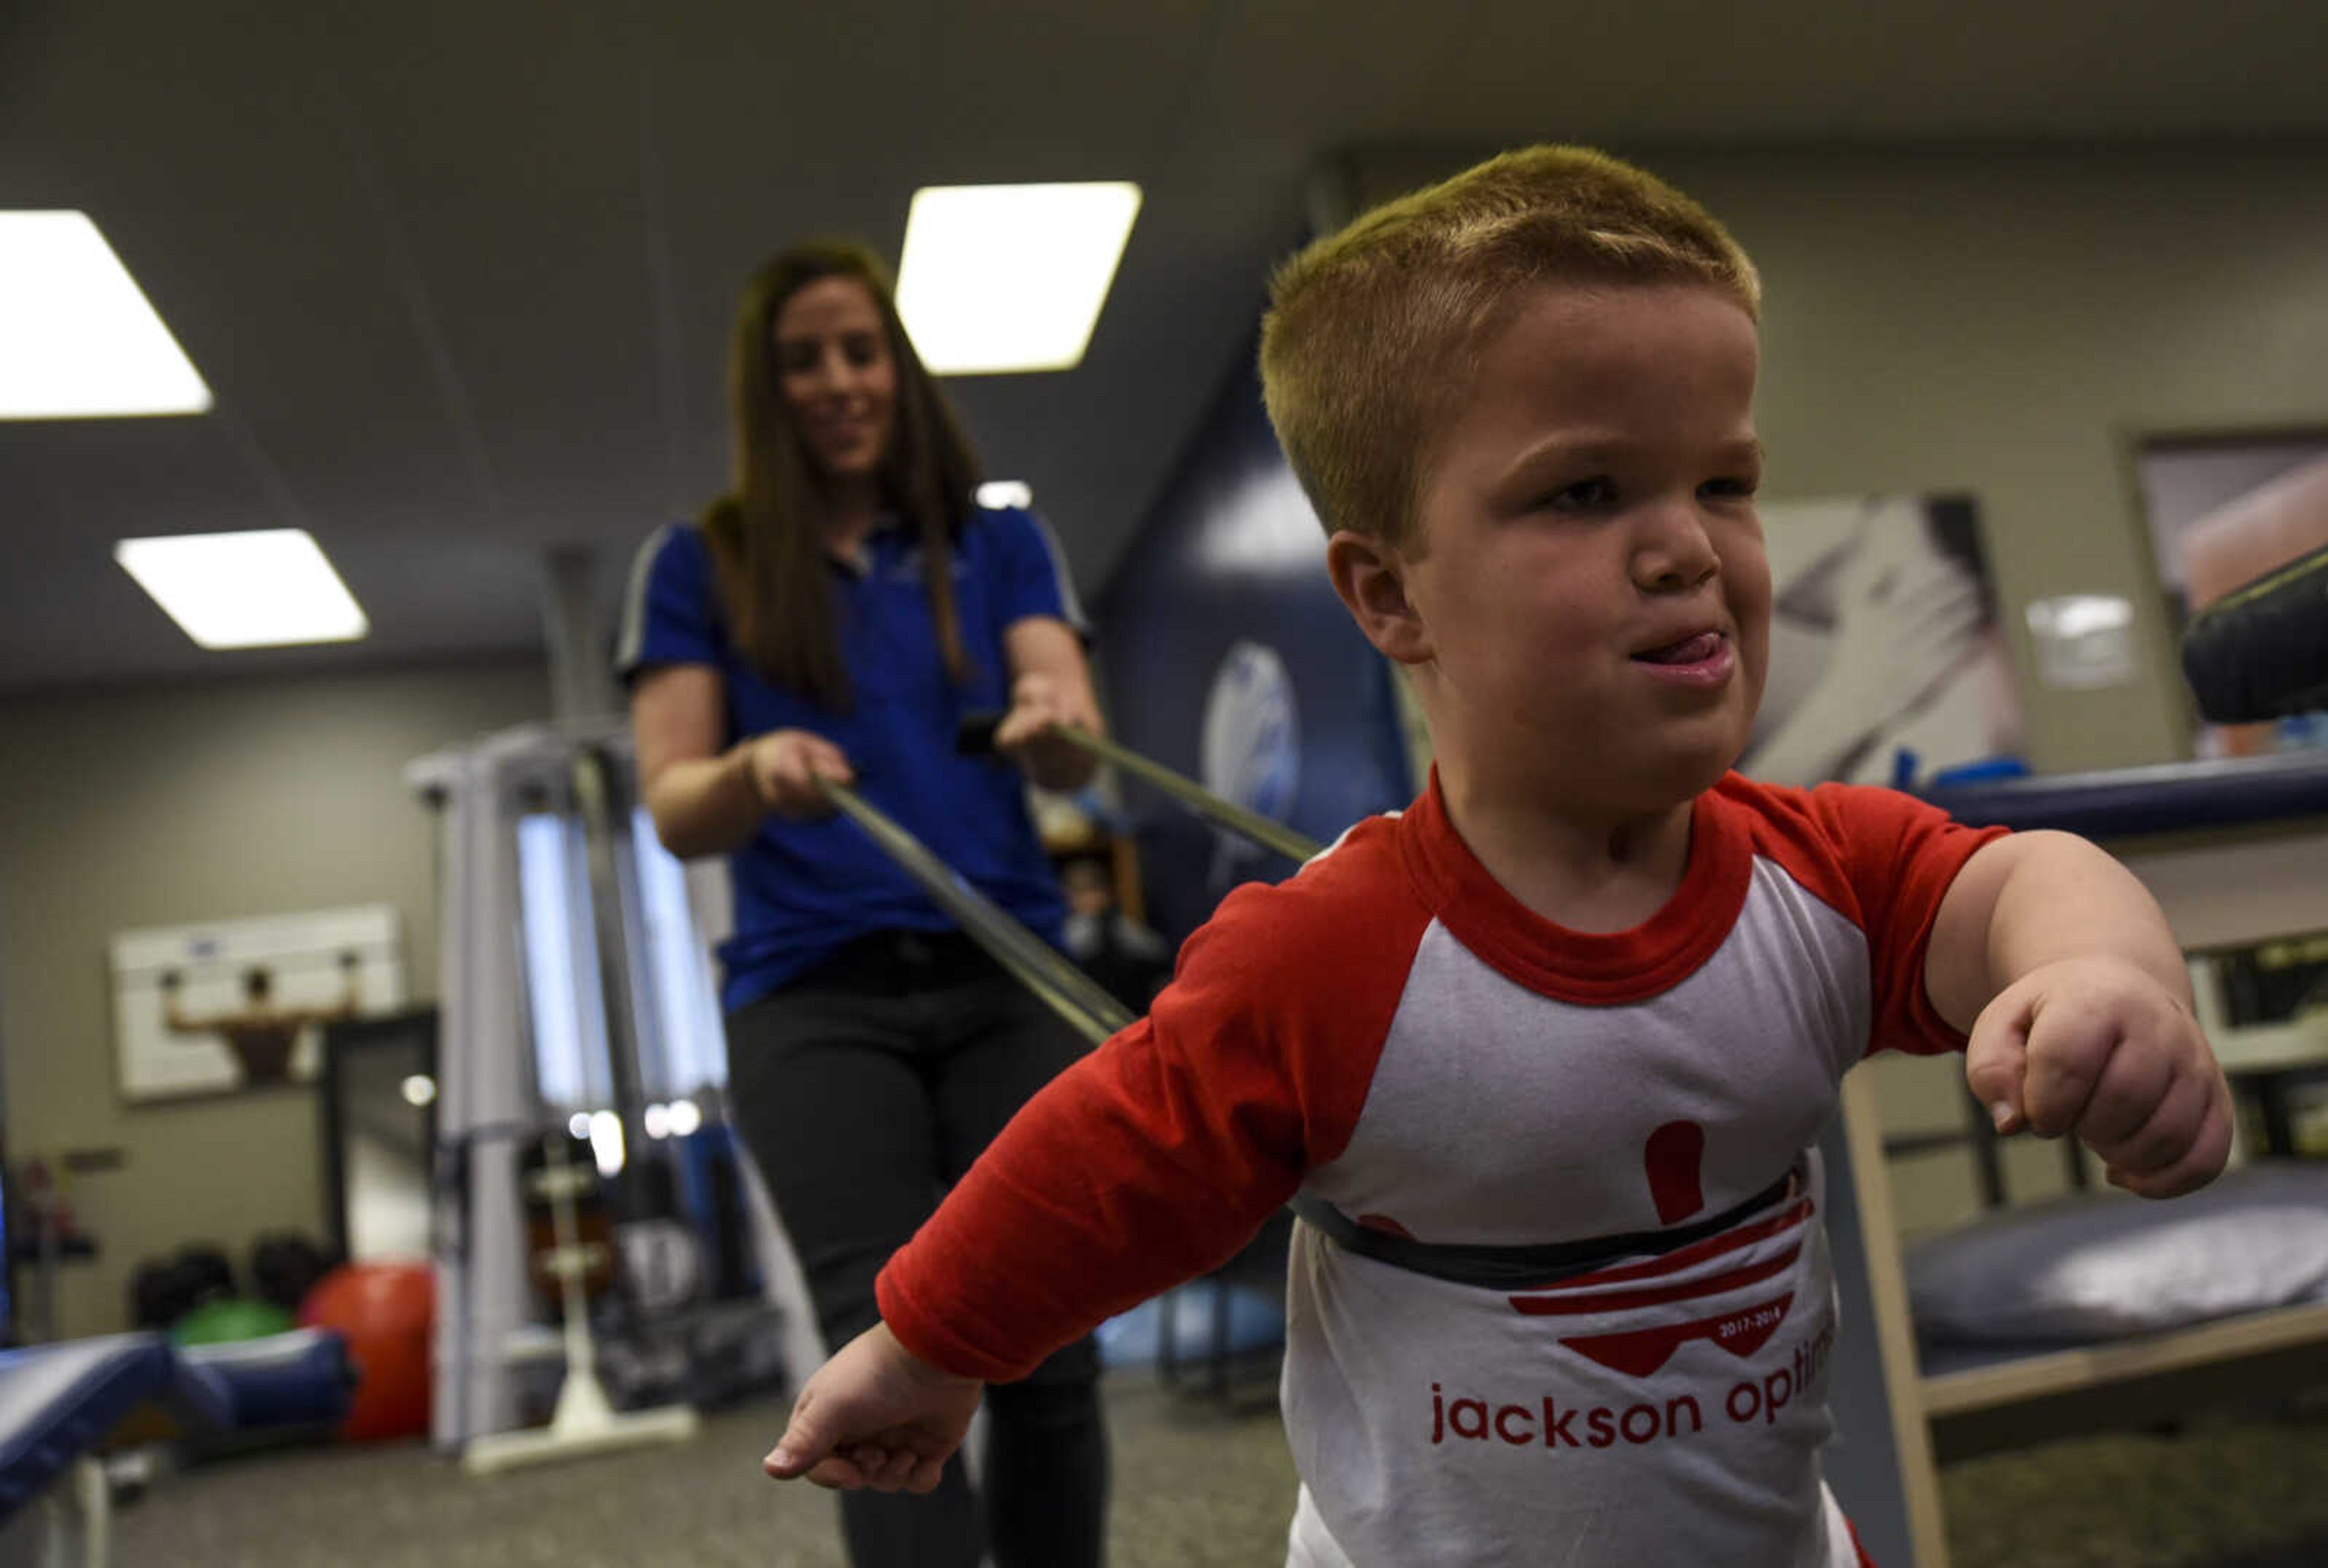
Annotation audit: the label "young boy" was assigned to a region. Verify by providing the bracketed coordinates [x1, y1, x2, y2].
[762, 147, 2230, 1566]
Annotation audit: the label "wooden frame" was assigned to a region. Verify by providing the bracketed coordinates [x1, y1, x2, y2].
[1924, 1300, 2328, 1458]
[1838, 1072, 1954, 1567]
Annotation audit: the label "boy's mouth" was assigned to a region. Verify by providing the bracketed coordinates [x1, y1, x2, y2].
[1632, 631, 1725, 666]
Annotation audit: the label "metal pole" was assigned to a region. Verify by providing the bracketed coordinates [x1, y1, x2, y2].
[541, 545, 617, 721]
[816, 779, 1134, 1048]
[572, 747, 652, 1220]
[958, 717, 1326, 865]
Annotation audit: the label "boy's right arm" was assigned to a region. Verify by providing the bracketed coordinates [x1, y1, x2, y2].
[760, 864, 1419, 1487]
[757, 990, 1312, 1490]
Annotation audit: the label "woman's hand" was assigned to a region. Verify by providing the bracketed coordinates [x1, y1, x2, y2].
[741, 729, 855, 818]
[993, 671, 1102, 791]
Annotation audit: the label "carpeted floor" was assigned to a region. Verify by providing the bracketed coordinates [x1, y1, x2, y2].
[1933, 1409, 2328, 1568]
[105, 1370, 2328, 1566]
[109, 1373, 1300, 1568]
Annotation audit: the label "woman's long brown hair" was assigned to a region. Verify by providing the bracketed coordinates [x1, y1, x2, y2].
[704, 239, 982, 710]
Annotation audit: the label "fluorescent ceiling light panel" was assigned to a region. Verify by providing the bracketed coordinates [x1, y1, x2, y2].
[1, 211, 212, 418]
[897, 182, 1141, 373]
[114, 529, 369, 649]
[977, 480, 1034, 509]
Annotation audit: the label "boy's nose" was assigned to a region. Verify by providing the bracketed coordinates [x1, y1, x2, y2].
[1633, 507, 1721, 591]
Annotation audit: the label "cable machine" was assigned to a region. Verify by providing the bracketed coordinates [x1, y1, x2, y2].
[409, 719, 804, 1465]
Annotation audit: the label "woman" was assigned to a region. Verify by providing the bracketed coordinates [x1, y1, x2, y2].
[620, 239, 1109, 1567]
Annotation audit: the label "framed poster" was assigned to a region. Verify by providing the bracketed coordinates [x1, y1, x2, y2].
[2132, 430, 2328, 758]
[1739, 493, 2025, 789]
[110, 905, 406, 1103]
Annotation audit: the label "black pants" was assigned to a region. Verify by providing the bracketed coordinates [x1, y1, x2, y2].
[727, 930, 1110, 1568]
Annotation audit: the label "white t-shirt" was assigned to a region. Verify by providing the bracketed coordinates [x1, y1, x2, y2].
[880, 772, 1998, 1566]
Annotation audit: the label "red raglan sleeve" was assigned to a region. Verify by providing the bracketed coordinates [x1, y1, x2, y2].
[1799, 782, 2009, 1056]
[873, 824, 1432, 1381]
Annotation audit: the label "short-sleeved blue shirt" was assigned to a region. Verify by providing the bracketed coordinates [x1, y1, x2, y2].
[617, 507, 1088, 1012]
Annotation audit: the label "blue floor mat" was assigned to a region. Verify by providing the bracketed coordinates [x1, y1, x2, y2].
[1096, 1284, 1285, 1369]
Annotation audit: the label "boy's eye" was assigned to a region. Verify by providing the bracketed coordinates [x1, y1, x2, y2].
[1701, 476, 1759, 501]
[1543, 478, 1618, 512]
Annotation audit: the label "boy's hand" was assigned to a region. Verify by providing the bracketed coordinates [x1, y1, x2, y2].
[762, 1323, 983, 1494]
[1963, 955, 2233, 1199]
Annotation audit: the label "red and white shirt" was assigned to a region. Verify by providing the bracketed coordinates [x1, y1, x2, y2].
[879, 773, 2001, 1566]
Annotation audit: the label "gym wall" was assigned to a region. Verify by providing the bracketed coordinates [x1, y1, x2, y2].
[0, 657, 549, 1339]
[1330, 141, 2328, 784]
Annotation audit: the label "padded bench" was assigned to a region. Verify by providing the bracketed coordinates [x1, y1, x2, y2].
[0, 1329, 352, 1568]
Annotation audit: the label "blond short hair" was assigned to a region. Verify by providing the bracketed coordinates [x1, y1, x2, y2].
[1260, 146, 1761, 548]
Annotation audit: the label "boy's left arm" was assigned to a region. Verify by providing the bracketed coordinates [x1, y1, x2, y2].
[1922, 829, 2233, 1198]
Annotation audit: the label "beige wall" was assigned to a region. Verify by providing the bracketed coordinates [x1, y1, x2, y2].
[1, 658, 549, 1339]
[1345, 142, 2328, 776]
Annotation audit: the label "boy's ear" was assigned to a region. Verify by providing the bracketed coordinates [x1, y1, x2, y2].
[1326, 530, 1433, 665]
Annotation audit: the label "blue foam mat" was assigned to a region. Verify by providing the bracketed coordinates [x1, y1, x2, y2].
[1096, 1284, 1285, 1369]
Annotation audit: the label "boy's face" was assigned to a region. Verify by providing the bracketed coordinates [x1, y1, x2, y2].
[1377, 282, 1771, 815]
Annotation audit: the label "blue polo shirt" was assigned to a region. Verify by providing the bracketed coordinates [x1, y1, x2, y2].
[616, 506, 1088, 1012]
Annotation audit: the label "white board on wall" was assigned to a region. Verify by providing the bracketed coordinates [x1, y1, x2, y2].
[109, 905, 406, 1103]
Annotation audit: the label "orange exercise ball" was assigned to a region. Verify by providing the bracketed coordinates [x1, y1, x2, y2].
[299, 1262, 433, 1441]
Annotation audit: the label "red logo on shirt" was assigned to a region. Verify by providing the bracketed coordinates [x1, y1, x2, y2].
[1644, 1119, 1706, 1224]
[1548, 1291, 1795, 1378]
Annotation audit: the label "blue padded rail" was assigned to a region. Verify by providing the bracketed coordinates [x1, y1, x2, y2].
[1922, 750, 2328, 840]
[176, 1328, 353, 1429]
[0, 1333, 173, 1521]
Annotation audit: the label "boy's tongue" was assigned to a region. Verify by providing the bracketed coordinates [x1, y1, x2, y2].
[1636, 632, 1722, 666]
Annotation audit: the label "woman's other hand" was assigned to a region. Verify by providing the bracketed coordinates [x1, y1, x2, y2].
[994, 671, 1102, 790]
